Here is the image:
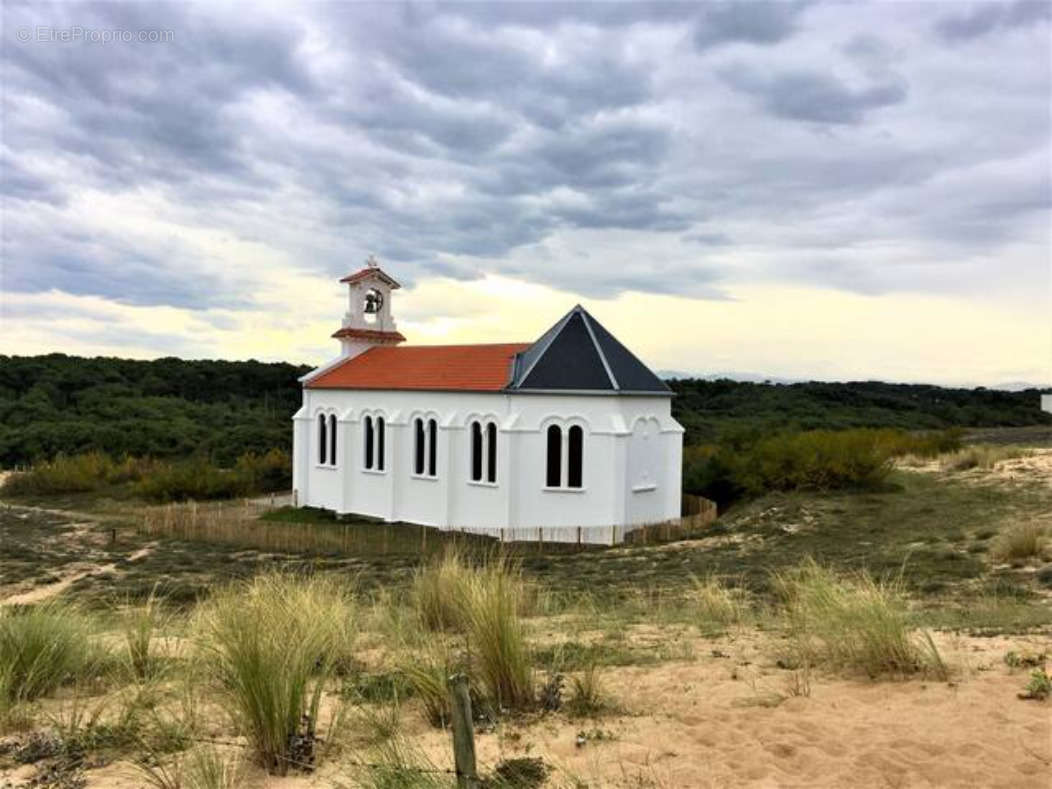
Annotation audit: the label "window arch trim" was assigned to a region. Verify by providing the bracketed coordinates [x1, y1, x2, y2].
[468, 418, 499, 487]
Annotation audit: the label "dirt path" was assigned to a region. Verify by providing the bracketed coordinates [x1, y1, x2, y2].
[1, 501, 158, 605]
[1, 541, 157, 606]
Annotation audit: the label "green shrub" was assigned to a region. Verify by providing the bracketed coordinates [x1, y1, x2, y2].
[775, 560, 946, 679]
[0, 602, 99, 703]
[1020, 668, 1051, 701]
[233, 449, 293, 495]
[194, 573, 355, 774]
[3, 450, 291, 503]
[684, 428, 902, 508]
[0, 451, 157, 496]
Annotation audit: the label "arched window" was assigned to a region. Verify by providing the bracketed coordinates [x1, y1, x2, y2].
[414, 417, 439, 478]
[414, 418, 426, 475]
[546, 425, 562, 487]
[469, 420, 497, 484]
[470, 421, 483, 482]
[427, 418, 438, 477]
[318, 414, 327, 465]
[363, 415, 374, 469]
[567, 425, 583, 488]
[329, 414, 337, 466]
[486, 422, 497, 483]
[376, 416, 385, 471]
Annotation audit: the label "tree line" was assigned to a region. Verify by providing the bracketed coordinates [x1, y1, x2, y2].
[0, 354, 1048, 467]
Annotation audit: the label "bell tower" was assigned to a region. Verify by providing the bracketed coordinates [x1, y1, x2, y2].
[332, 255, 406, 359]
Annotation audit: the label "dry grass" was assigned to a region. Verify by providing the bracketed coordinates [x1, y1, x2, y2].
[137, 744, 246, 789]
[942, 445, 1030, 471]
[991, 522, 1048, 563]
[775, 560, 947, 679]
[409, 548, 472, 631]
[690, 575, 748, 631]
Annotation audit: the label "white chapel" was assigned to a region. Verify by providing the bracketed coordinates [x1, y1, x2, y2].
[292, 261, 683, 544]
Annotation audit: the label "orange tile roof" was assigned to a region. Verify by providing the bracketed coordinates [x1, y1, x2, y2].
[339, 267, 401, 288]
[307, 343, 531, 392]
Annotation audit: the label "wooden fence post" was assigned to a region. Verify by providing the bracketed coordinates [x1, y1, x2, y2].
[448, 673, 479, 788]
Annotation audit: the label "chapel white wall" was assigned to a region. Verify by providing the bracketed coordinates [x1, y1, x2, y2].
[293, 388, 683, 541]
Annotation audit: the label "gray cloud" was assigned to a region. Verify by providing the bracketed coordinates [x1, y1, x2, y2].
[935, 0, 1051, 41]
[0, 0, 1048, 325]
[693, 1, 810, 49]
[721, 67, 908, 124]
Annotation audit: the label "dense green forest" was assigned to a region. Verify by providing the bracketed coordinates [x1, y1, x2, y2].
[0, 354, 309, 466]
[670, 378, 1051, 445]
[0, 354, 1048, 467]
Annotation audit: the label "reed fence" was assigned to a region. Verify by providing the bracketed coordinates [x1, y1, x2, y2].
[135, 493, 718, 557]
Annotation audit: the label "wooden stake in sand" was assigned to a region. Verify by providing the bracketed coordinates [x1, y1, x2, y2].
[448, 673, 478, 788]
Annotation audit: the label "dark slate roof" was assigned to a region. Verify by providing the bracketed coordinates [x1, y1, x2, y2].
[507, 306, 671, 394]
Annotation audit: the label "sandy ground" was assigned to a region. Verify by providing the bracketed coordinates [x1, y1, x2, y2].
[900, 447, 1052, 486]
[20, 631, 1047, 789]
[0, 527, 155, 606]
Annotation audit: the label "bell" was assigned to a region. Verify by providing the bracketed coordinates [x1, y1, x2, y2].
[364, 289, 382, 314]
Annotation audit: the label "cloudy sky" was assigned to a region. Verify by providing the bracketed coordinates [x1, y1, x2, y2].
[2, 1, 1049, 386]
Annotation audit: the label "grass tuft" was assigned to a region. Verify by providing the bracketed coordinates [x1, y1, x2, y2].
[690, 575, 747, 631]
[137, 744, 245, 789]
[566, 664, 616, 718]
[991, 522, 1047, 563]
[0, 601, 99, 703]
[942, 445, 1029, 472]
[410, 549, 472, 632]
[461, 559, 534, 711]
[193, 572, 355, 774]
[123, 586, 172, 681]
[775, 560, 946, 679]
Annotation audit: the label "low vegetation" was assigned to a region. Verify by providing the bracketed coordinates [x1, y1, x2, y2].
[690, 575, 747, 632]
[0, 601, 99, 704]
[991, 522, 1048, 563]
[1, 420, 1051, 784]
[2, 449, 291, 502]
[775, 560, 946, 679]
[683, 427, 962, 509]
[942, 445, 1030, 471]
[192, 573, 354, 774]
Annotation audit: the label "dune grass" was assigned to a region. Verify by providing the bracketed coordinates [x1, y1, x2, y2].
[690, 575, 748, 632]
[942, 445, 1029, 472]
[407, 551, 536, 712]
[137, 743, 245, 789]
[991, 522, 1048, 563]
[122, 587, 173, 681]
[193, 572, 355, 774]
[409, 548, 472, 632]
[0, 601, 100, 704]
[775, 560, 946, 679]
[461, 560, 534, 710]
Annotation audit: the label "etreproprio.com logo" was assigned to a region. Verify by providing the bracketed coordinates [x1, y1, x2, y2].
[16, 26, 175, 43]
